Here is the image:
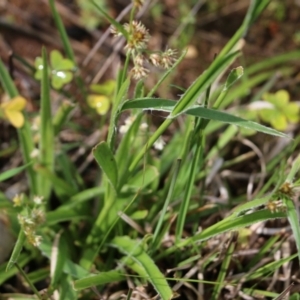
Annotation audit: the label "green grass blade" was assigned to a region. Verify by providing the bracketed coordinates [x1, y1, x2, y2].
[93, 142, 118, 192]
[171, 51, 240, 117]
[283, 196, 300, 266]
[175, 135, 203, 241]
[121, 98, 176, 112]
[211, 233, 237, 300]
[39, 240, 90, 278]
[74, 270, 125, 291]
[158, 210, 286, 259]
[108, 77, 131, 149]
[50, 232, 68, 288]
[152, 159, 181, 251]
[45, 209, 89, 226]
[110, 236, 173, 300]
[35, 165, 77, 198]
[0, 162, 33, 182]
[53, 100, 75, 135]
[147, 49, 187, 98]
[48, 0, 75, 61]
[286, 154, 300, 183]
[91, 0, 128, 39]
[191, 210, 285, 244]
[245, 253, 297, 281]
[184, 106, 289, 138]
[0, 253, 32, 285]
[6, 230, 27, 271]
[0, 59, 37, 195]
[246, 50, 300, 75]
[38, 47, 54, 200]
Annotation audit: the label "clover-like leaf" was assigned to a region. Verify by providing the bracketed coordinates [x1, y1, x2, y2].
[87, 95, 110, 115]
[50, 50, 75, 89]
[260, 89, 300, 131]
[50, 50, 74, 71]
[0, 96, 26, 128]
[90, 80, 116, 95]
[51, 70, 73, 90]
[34, 57, 44, 80]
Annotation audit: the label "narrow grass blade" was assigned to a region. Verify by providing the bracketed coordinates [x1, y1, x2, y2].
[53, 100, 75, 135]
[175, 135, 203, 241]
[0, 59, 37, 195]
[121, 98, 176, 112]
[283, 196, 300, 266]
[158, 210, 286, 259]
[246, 235, 281, 269]
[286, 154, 300, 183]
[91, 0, 128, 39]
[59, 275, 78, 299]
[108, 77, 131, 149]
[171, 51, 240, 117]
[152, 160, 181, 251]
[74, 270, 125, 291]
[116, 113, 143, 189]
[211, 233, 237, 300]
[247, 50, 300, 75]
[110, 236, 173, 300]
[39, 240, 90, 278]
[35, 165, 77, 198]
[50, 232, 67, 288]
[147, 49, 187, 98]
[244, 253, 297, 281]
[93, 142, 118, 191]
[126, 165, 159, 190]
[0, 254, 32, 285]
[0, 162, 32, 182]
[6, 230, 26, 271]
[38, 47, 54, 200]
[46, 209, 89, 225]
[48, 0, 75, 61]
[191, 210, 285, 244]
[184, 106, 289, 138]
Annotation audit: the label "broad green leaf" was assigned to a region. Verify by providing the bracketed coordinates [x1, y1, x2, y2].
[74, 270, 125, 290]
[110, 236, 173, 300]
[92, 142, 118, 191]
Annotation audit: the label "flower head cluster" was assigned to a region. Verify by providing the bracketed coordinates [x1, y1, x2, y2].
[15, 195, 45, 247]
[150, 49, 177, 69]
[111, 18, 177, 80]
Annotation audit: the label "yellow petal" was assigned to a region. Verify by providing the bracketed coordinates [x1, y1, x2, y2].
[4, 110, 25, 128]
[1, 96, 27, 111]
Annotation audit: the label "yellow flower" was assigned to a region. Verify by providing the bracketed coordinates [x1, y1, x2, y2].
[87, 95, 110, 115]
[0, 96, 26, 128]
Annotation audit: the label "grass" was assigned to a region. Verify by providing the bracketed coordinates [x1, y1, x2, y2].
[0, 0, 300, 299]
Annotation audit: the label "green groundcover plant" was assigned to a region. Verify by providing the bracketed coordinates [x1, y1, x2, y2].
[0, 0, 300, 299]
